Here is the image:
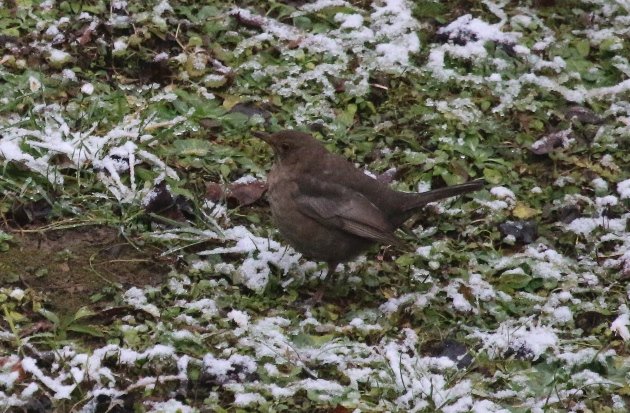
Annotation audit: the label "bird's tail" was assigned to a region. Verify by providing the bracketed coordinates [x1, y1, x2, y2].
[401, 179, 485, 212]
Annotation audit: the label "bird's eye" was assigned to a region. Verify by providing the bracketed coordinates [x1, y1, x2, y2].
[280, 143, 291, 151]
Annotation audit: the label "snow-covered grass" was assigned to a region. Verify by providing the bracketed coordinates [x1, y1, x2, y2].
[1, 0, 630, 411]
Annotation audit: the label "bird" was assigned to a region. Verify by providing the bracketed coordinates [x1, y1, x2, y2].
[255, 130, 484, 280]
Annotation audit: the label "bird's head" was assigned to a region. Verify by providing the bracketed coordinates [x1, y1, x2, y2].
[254, 130, 324, 162]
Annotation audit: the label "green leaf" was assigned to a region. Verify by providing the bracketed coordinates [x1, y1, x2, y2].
[395, 253, 416, 267]
[499, 271, 532, 290]
[67, 324, 105, 337]
[337, 104, 357, 127]
[293, 16, 312, 30]
[599, 37, 618, 51]
[171, 139, 212, 156]
[39, 308, 60, 325]
[575, 39, 590, 57]
[1, 27, 20, 37]
[73, 306, 96, 321]
[405, 151, 428, 166]
[526, 278, 544, 292]
[291, 333, 335, 347]
[566, 58, 591, 74]
[3, 272, 19, 283]
[413, 1, 447, 18]
[483, 168, 502, 184]
[5, 309, 26, 323]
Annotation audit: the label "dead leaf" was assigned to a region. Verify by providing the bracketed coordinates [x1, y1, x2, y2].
[287, 37, 303, 49]
[530, 129, 574, 154]
[232, 10, 264, 29]
[556, 205, 581, 224]
[205, 182, 224, 202]
[144, 182, 194, 222]
[376, 167, 397, 184]
[9, 198, 53, 226]
[19, 321, 54, 337]
[205, 180, 267, 207]
[78, 24, 95, 45]
[564, 155, 619, 179]
[229, 102, 272, 120]
[229, 181, 267, 206]
[565, 106, 603, 125]
[222, 95, 241, 110]
[0, 357, 26, 382]
[330, 406, 352, 413]
[144, 181, 175, 213]
[498, 220, 538, 244]
[621, 256, 630, 279]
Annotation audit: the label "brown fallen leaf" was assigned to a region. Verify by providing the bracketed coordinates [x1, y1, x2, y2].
[565, 106, 603, 125]
[530, 129, 574, 155]
[499, 220, 538, 244]
[376, 167, 397, 184]
[287, 37, 303, 49]
[144, 181, 194, 222]
[232, 10, 264, 29]
[229, 181, 267, 206]
[0, 357, 26, 382]
[205, 182, 224, 203]
[621, 255, 630, 279]
[229, 102, 272, 120]
[329, 406, 352, 413]
[145, 181, 176, 213]
[78, 23, 96, 45]
[19, 321, 54, 337]
[205, 180, 267, 207]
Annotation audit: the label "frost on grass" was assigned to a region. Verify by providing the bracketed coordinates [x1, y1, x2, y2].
[476, 185, 517, 211]
[232, 0, 420, 123]
[610, 307, 630, 341]
[424, 1, 630, 117]
[0, 105, 179, 202]
[618, 178, 630, 199]
[472, 318, 558, 360]
[0, 289, 502, 411]
[124, 287, 160, 318]
[198, 225, 315, 291]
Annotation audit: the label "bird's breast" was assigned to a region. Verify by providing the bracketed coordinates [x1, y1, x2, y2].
[266, 168, 298, 209]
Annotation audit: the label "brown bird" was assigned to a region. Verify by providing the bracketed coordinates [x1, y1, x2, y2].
[256, 130, 484, 278]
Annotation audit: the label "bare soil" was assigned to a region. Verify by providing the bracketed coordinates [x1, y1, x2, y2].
[0, 226, 169, 312]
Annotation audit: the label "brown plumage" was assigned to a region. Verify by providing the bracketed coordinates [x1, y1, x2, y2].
[256, 130, 484, 278]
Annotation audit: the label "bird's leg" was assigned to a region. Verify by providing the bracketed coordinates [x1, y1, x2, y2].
[324, 261, 338, 280]
[310, 261, 339, 303]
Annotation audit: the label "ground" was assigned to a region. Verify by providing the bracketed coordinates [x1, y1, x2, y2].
[1, 0, 630, 412]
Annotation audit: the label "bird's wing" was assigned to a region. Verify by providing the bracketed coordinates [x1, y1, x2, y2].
[294, 177, 404, 247]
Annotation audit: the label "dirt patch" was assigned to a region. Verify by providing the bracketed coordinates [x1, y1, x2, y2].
[0, 226, 170, 312]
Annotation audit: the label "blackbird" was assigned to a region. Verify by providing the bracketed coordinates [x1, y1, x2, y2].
[256, 130, 484, 277]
